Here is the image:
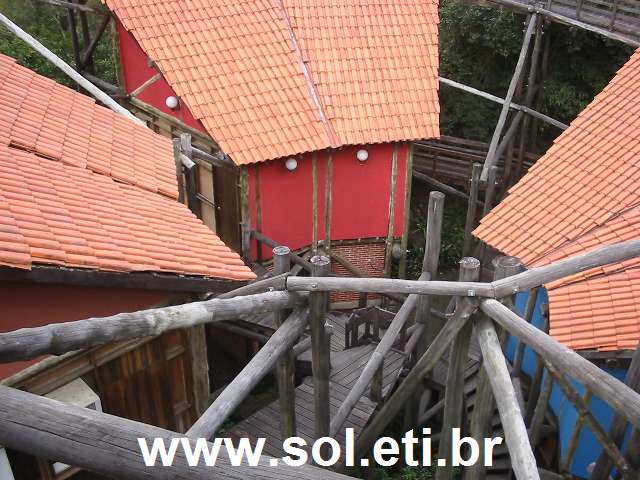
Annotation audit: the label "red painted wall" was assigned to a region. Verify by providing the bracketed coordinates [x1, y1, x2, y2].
[0, 281, 169, 380]
[249, 143, 409, 259]
[116, 23, 205, 132]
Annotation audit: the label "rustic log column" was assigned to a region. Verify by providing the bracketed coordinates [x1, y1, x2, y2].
[406, 191, 444, 427]
[476, 315, 540, 480]
[528, 370, 553, 447]
[436, 257, 480, 480]
[273, 246, 297, 438]
[310, 255, 331, 445]
[463, 163, 482, 257]
[180, 133, 201, 218]
[172, 138, 186, 204]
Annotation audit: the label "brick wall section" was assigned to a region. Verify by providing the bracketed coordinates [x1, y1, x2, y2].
[330, 242, 386, 303]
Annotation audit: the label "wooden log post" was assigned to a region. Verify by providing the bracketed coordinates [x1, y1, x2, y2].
[189, 322, 210, 417]
[0, 385, 354, 480]
[273, 246, 297, 439]
[406, 192, 444, 427]
[463, 163, 482, 257]
[0, 291, 306, 362]
[355, 298, 478, 458]
[240, 166, 251, 262]
[186, 307, 309, 439]
[435, 257, 481, 480]
[476, 315, 540, 480]
[383, 144, 400, 279]
[482, 165, 499, 218]
[590, 344, 640, 480]
[481, 13, 538, 182]
[524, 304, 550, 424]
[399, 145, 414, 279]
[310, 255, 331, 446]
[465, 257, 518, 480]
[480, 299, 640, 430]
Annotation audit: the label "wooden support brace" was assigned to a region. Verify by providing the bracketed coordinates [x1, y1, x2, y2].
[186, 307, 309, 439]
[481, 13, 539, 182]
[463, 163, 483, 257]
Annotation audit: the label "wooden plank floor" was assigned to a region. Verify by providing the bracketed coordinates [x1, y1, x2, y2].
[228, 312, 407, 459]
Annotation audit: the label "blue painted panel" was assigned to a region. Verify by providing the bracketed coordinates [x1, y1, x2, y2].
[507, 289, 630, 479]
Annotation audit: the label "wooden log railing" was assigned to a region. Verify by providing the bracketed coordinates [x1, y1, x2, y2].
[2, 235, 640, 479]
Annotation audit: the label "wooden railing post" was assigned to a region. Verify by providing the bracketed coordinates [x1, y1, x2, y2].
[406, 191, 444, 428]
[273, 246, 296, 439]
[310, 255, 331, 447]
[436, 257, 480, 480]
[463, 163, 482, 257]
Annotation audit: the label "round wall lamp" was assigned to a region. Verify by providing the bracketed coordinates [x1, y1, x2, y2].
[356, 149, 369, 162]
[165, 95, 179, 110]
[285, 158, 298, 171]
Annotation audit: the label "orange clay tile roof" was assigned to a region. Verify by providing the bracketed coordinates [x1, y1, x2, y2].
[103, 0, 440, 165]
[474, 49, 640, 352]
[0, 54, 254, 281]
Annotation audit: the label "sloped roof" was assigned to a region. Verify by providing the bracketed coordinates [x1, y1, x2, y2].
[474, 49, 640, 352]
[104, 0, 440, 165]
[0, 54, 254, 281]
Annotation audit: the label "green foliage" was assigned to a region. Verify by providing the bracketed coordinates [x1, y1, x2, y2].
[406, 204, 467, 279]
[439, 0, 634, 150]
[0, 0, 116, 87]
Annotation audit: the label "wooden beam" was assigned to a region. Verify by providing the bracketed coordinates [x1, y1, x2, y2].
[79, 14, 111, 71]
[355, 298, 477, 457]
[480, 299, 640, 430]
[191, 147, 237, 171]
[435, 258, 481, 480]
[481, 165, 499, 217]
[528, 370, 553, 447]
[482, 13, 538, 182]
[0, 291, 306, 362]
[487, 0, 640, 47]
[214, 272, 289, 299]
[181, 133, 202, 219]
[0, 12, 142, 124]
[187, 307, 308, 439]
[476, 315, 539, 480]
[491, 239, 640, 297]
[312, 152, 319, 255]
[512, 287, 539, 376]
[438, 77, 568, 130]
[129, 71, 162, 98]
[172, 138, 186, 204]
[0, 264, 243, 294]
[0, 384, 354, 480]
[240, 166, 251, 262]
[252, 231, 314, 272]
[273, 247, 297, 439]
[413, 170, 484, 207]
[35, 0, 104, 13]
[287, 276, 494, 297]
[310, 256, 331, 444]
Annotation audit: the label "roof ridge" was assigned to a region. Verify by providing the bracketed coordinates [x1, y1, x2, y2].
[276, 0, 340, 148]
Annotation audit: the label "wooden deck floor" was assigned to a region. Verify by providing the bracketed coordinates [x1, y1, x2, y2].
[228, 311, 406, 458]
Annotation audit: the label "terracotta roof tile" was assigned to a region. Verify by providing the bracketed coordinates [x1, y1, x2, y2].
[103, 0, 440, 165]
[0, 54, 254, 282]
[474, 49, 640, 352]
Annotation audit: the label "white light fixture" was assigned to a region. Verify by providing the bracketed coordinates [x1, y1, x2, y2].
[285, 158, 298, 171]
[356, 149, 369, 162]
[165, 95, 179, 110]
